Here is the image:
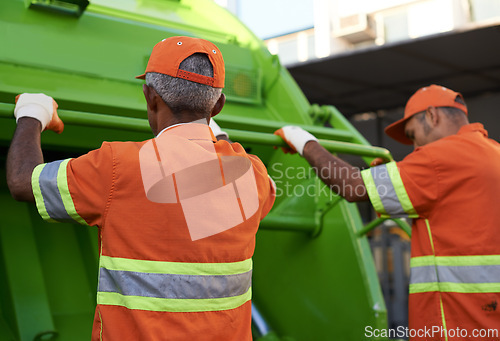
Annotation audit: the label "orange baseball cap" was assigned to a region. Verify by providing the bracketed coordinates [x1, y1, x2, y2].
[136, 36, 225, 88]
[385, 84, 468, 144]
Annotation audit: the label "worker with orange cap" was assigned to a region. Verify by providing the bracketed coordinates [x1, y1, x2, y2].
[7, 36, 275, 340]
[275, 85, 500, 340]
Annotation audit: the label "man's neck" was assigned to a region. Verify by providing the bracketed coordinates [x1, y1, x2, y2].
[156, 117, 209, 137]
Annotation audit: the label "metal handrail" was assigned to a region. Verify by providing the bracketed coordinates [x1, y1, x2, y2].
[213, 115, 354, 142]
[0, 103, 393, 160]
[358, 217, 411, 237]
[0, 103, 353, 140]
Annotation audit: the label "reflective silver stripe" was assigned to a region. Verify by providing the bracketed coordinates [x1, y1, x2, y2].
[411, 265, 500, 284]
[370, 165, 407, 217]
[98, 268, 252, 300]
[38, 160, 72, 222]
[410, 266, 438, 284]
[439, 265, 500, 283]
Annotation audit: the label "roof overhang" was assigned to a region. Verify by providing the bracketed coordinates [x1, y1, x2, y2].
[288, 22, 500, 117]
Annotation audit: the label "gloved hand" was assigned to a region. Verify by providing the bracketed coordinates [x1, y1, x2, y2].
[209, 118, 228, 139]
[274, 126, 318, 156]
[369, 157, 390, 167]
[14, 93, 64, 133]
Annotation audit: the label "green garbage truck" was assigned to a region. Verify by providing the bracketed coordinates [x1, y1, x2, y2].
[0, 0, 406, 340]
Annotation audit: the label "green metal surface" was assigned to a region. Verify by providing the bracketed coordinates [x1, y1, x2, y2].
[358, 218, 412, 238]
[0, 0, 395, 340]
[0, 104, 392, 160]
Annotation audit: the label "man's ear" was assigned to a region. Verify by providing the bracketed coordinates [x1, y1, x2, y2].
[426, 106, 440, 127]
[210, 93, 226, 118]
[143, 84, 159, 112]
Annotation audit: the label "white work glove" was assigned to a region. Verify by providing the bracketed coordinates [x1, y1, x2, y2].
[209, 118, 228, 139]
[14, 93, 64, 133]
[274, 125, 318, 156]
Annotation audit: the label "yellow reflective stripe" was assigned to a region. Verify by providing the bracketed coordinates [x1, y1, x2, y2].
[100, 256, 252, 275]
[439, 297, 449, 341]
[412, 217, 448, 330]
[410, 282, 500, 294]
[98, 310, 103, 341]
[437, 255, 500, 266]
[411, 255, 435, 267]
[385, 162, 418, 218]
[425, 219, 436, 254]
[440, 282, 500, 293]
[412, 255, 500, 268]
[361, 169, 387, 216]
[97, 287, 252, 313]
[31, 163, 56, 222]
[57, 159, 88, 226]
[409, 282, 439, 294]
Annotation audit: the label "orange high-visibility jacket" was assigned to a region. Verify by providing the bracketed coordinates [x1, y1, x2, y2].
[31, 123, 276, 341]
[362, 123, 500, 341]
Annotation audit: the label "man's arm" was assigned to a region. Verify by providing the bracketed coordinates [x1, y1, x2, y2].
[302, 140, 368, 202]
[6, 118, 43, 202]
[6, 93, 63, 202]
[275, 126, 368, 202]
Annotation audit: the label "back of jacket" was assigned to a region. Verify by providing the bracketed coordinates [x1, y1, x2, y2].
[361, 123, 500, 340]
[399, 123, 500, 339]
[32, 123, 275, 340]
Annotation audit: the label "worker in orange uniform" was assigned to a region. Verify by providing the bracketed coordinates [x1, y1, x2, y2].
[274, 85, 500, 341]
[6, 36, 275, 341]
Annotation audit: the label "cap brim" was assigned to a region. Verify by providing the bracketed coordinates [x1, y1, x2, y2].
[135, 73, 146, 80]
[384, 116, 414, 145]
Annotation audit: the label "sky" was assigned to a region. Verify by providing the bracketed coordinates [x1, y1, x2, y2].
[216, 0, 418, 39]
[228, 0, 315, 39]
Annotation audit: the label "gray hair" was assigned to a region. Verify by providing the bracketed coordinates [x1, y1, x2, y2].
[437, 95, 468, 122]
[145, 53, 222, 116]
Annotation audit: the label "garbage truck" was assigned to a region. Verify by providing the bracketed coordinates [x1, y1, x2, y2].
[0, 0, 409, 340]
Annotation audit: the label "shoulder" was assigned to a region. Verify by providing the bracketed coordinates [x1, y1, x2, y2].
[101, 140, 149, 159]
[400, 133, 465, 167]
[214, 140, 269, 176]
[246, 153, 266, 171]
[104, 140, 149, 152]
[228, 142, 267, 171]
[69, 140, 149, 171]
